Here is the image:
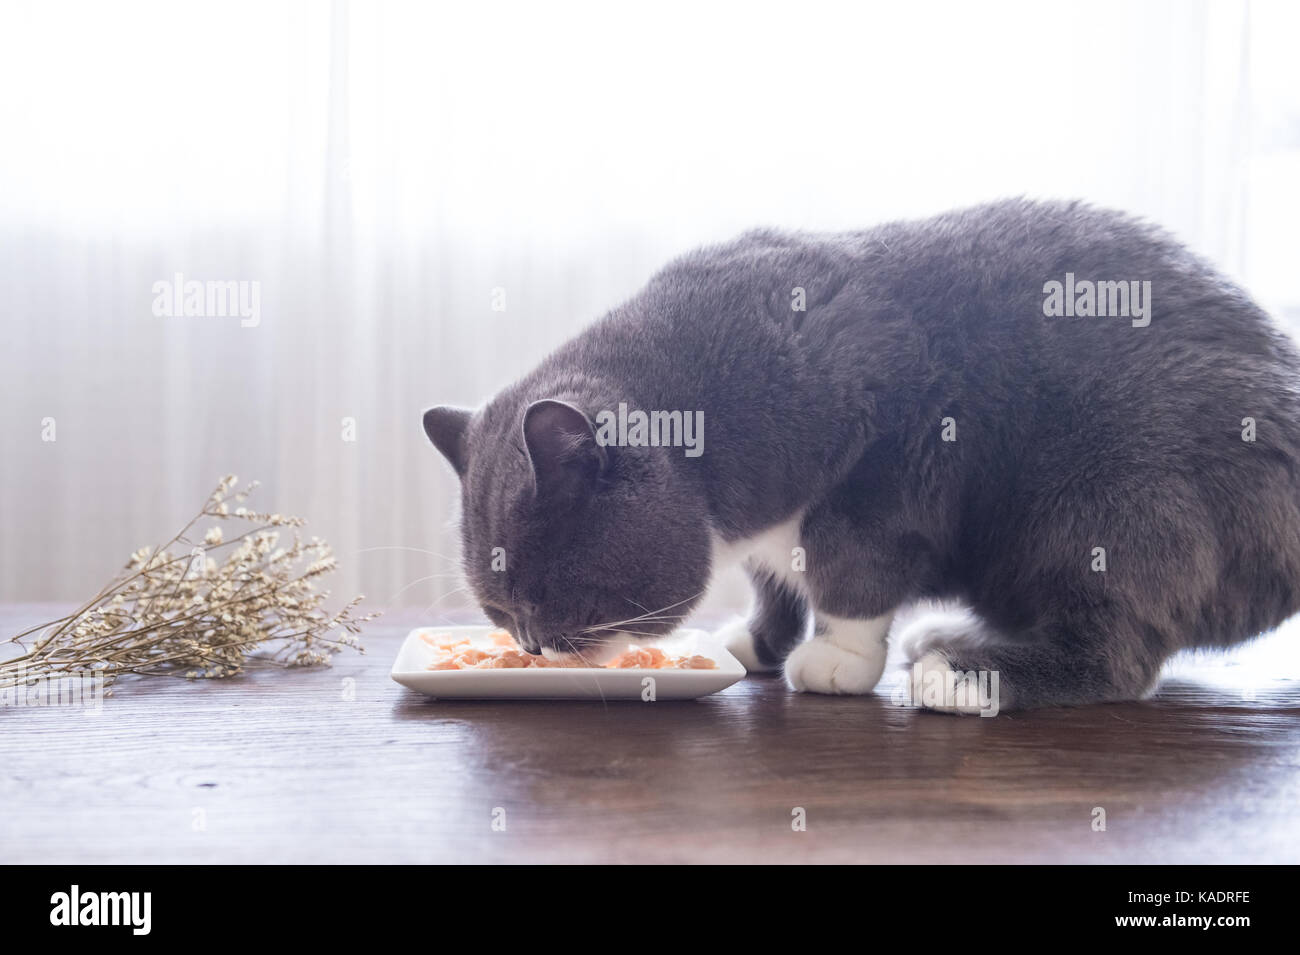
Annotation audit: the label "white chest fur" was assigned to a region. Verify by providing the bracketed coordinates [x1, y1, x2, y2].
[709, 512, 807, 589]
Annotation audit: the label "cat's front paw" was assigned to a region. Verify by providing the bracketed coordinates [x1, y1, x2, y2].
[785, 636, 885, 695]
[907, 651, 991, 715]
[897, 605, 987, 662]
[713, 617, 778, 673]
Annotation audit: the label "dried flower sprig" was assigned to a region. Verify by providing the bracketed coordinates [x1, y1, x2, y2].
[1, 475, 377, 693]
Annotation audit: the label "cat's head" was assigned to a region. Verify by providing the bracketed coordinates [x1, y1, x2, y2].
[422, 396, 711, 658]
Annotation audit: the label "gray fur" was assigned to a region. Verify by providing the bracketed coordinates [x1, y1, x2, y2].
[424, 198, 1300, 706]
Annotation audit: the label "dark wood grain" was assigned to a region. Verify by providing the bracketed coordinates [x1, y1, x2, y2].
[3, 603, 1298, 863]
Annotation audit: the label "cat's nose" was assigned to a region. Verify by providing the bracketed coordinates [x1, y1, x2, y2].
[515, 620, 542, 655]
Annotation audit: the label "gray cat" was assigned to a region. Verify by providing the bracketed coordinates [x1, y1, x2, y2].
[423, 198, 1300, 711]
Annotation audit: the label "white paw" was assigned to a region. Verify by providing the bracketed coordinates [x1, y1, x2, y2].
[785, 636, 886, 695]
[897, 605, 986, 662]
[908, 651, 992, 715]
[713, 617, 777, 673]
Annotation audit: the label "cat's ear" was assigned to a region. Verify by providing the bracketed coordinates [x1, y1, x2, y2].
[523, 399, 606, 500]
[422, 406, 472, 477]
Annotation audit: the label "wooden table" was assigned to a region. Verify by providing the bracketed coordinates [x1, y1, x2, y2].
[2, 603, 1298, 863]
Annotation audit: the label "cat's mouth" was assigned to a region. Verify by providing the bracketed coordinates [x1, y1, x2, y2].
[502, 610, 684, 665]
[536, 641, 623, 666]
[528, 621, 678, 666]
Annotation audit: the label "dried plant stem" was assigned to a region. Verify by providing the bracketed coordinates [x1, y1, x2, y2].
[1, 476, 378, 694]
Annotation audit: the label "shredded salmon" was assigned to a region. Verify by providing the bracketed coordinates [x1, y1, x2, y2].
[420, 629, 717, 670]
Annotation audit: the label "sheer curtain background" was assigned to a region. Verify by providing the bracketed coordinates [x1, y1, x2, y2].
[1, 0, 1297, 622]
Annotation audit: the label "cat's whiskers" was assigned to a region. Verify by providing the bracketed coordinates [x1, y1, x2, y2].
[418, 585, 471, 621]
[579, 591, 702, 634]
[355, 545, 462, 563]
[578, 615, 684, 633]
[385, 573, 464, 606]
[558, 634, 607, 707]
[557, 635, 597, 666]
[364, 545, 471, 615]
[599, 626, 673, 638]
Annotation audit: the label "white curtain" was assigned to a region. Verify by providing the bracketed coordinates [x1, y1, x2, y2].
[1, 0, 1297, 620]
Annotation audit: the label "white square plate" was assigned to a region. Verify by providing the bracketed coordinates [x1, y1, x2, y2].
[390, 625, 746, 700]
